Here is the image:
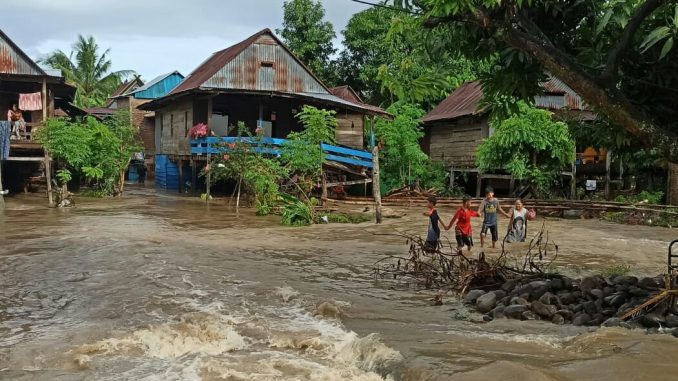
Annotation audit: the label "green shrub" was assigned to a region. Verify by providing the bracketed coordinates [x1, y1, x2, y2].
[320, 212, 370, 224]
[280, 194, 317, 226]
[601, 264, 632, 278]
[614, 190, 664, 205]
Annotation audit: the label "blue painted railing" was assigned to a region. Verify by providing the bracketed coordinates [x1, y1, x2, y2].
[190, 137, 373, 168]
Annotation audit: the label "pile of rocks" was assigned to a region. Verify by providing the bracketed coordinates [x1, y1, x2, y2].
[463, 274, 678, 332]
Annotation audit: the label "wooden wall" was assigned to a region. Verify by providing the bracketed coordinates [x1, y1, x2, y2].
[427, 116, 489, 168]
[156, 101, 193, 155]
[335, 112, 364, 149]
[669, 163, 678, 206]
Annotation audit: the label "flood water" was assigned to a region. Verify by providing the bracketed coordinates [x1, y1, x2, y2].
[1, 187, 677, 380]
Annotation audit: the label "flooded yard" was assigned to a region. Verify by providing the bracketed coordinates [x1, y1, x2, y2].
[1, 188, 676, 380]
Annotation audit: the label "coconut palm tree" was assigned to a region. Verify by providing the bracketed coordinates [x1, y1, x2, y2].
[40, 35, 134, 108]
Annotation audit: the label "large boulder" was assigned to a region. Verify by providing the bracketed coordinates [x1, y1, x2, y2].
[464, 289, 486, 304]
[589, 289, 604, 300]
[638, 277, 661, 290]
[556, 309, 574, 321]
[572, 313, 592, 326]
[604, 292, 628, 308]
[501, 279, 518, 293]
[538, 292, 560, 306]
[580, 276, 603, 293]
[504, 305, 528, 319]
[641, 313, 666, 328]
[552, 314, 566, 325]
[613, 275, 638, 286]
[476, 292, 498, 313]
[666, 314, 678, 328]
[528, 280, 550, 299]
[531, 301, 557, 318]
[509, 297, 530, 306]
[628, 286, 649, 298]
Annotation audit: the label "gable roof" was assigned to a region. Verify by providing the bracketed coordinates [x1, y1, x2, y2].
[330, 85, 364, 104]
[111, 76, 144, 97]
[423, 81, 484, 123]
[170, 28, 330, 95]
[423, 77, 591, 123]
[125, 71, 184, 99]
[0, 29, 47, 76]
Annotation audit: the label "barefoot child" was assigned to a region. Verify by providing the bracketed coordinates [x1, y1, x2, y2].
[478, 187, 509, 248]
[446, 196, 480, 253]
[423, 196, 444, 250]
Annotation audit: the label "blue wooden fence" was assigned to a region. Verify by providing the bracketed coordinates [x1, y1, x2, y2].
[190, 137, 373, 168]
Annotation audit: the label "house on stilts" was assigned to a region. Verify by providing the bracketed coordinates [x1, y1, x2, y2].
[421, 77, 629, 199]
[0, 28, 84, 202]
[140, 28, 389, 194]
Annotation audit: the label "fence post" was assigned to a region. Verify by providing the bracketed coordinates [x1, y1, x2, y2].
[372, 145, 382, 224]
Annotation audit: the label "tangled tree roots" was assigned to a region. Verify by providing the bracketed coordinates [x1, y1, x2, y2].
[373, 224, 558, 294]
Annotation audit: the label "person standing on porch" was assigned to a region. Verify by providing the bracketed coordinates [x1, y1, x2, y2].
[7, 104, 26, 140]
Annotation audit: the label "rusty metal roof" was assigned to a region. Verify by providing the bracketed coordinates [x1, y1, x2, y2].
[0, 29, 46, 76]
[422, 81, 484, 123]
[330, 85, 390, 116]
[170, 28, 330, 95]
[424, 77, 590, 123]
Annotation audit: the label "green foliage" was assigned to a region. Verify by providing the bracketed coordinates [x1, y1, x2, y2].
[281, 106, 337, 178]
[374, 103, 429, 193]
[39, 35, 133, 108]
[35, 111, 141, 195]
[208, 122, 286, 215]
[394, 0, 678, 160]
[320, 212, 371, 224]
[56, 169, 72, 184]
[277, 0, 337, 85]
[614, 190, 665, 205]
[337, 5, 488, 107]
[601, 264, 632, 278]
[280, 194, 317, 226]
[477, 103, 575, 197]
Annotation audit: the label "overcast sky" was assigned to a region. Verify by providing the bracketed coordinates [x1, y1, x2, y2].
[3, 0, 371, 81]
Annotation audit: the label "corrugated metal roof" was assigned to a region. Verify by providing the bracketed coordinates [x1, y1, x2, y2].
[0, 29, 46, 76]
[537, 76, 587, 111]
[330, 86, 364, 104]
[170, 28, 330, 95]
[127, 71, 184, 99]
[330, 85, 389, 116]
[423, 77, 590, 123]
[109, 77, 144, 98]
[422, 81, 484, 123]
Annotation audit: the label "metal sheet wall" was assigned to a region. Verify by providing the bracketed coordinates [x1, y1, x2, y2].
[0, 34, 42, 75]
[203, 38, 327, 94]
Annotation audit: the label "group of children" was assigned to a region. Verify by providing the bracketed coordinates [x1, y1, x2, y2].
[424, 187, 533, 253]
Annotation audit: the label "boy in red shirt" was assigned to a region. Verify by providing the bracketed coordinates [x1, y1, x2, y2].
[446, 196, 480, 254]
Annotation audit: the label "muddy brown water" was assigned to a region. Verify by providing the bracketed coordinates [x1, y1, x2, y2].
[1, 187, 677, 380]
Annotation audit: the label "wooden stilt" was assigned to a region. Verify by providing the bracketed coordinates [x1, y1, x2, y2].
[509, 176, 515, 196]
[372, 146, 382, 224]
[476, 174, 482, 198]
[449, 168, 456, 189]
[321, 172, 328, 201]
[0, 160, 5, 208]
[190, 158, 196, 195]
[178, 159, 184, 193]
[571, 156, 577, 200]
[605, 150, 612, 200]
[45, 153, 53, 207]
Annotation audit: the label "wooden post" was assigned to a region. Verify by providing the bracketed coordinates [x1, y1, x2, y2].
[178, 159, 184, 193]
[42, 77, 54, 206]
[605, 150, 612, 200]
[190, 158, 197, 195]
[476, 173, 482, 198]
[449, 168, 455, 189]
[571, 157, 577, 200]
[206, 97, 213, 201]
[0, 160, 5, 208]
[509, 176, 515, 196]
[372, 145, 382, 224]
[321, 172, 328, 201]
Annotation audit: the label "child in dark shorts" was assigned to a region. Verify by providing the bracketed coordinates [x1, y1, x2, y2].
[478, 187, 509, 248]
[423, 195, 443, 251]
[446, 196, 479, 253]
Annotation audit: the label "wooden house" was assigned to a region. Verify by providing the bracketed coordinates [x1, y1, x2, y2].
[106, 71, 185, 178]
[422, 77, 600, 197]
[140, 29, 388, 193]
[0, 28, 80, 202]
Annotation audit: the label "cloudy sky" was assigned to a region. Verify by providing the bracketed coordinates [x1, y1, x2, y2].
[4, 0, 371, 81]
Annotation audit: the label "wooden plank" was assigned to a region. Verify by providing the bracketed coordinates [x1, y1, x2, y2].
[326, 179, 372, 187]
[6, 156, 52, 162]
[321, 143, 373, 160]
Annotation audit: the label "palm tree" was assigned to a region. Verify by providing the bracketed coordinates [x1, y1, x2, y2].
[40, 35, 134, 108]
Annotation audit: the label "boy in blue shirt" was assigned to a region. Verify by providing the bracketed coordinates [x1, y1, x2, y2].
[478, 187, 509, 248]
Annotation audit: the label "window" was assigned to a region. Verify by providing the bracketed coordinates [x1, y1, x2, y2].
[170, 114, 174, 137]
[184, 111, 189, 137]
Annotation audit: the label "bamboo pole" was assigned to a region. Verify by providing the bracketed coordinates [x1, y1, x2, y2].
[42, 77, 54, 207]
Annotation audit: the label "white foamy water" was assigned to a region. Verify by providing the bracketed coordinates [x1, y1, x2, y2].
[69, 284, 402, 381]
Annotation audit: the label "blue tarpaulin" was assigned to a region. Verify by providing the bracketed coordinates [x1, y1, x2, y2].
[0, 121, 10, 160]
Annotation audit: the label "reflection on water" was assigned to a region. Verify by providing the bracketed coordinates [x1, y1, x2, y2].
[1, 188, 677, 380]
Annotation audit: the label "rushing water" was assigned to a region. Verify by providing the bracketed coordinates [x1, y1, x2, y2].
[1, 188, 677, 380]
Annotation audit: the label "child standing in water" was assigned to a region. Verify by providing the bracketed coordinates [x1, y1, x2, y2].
[506, 198, 531, 243]
[478, 187, 509, 248]
[423, 196, 444, 251]
[446, 196, 480, 254]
